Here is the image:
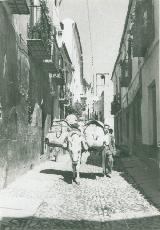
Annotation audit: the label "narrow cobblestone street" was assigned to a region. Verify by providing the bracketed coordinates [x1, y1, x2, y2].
[0, 0, 159, 229]
[0, 152, 160, 230]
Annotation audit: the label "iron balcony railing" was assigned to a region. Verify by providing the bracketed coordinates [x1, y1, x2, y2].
[59, 94, 69, 104]
[27, 2, 52, 60]
[120, 59, 131, 88]
[43, 41, 60, 73]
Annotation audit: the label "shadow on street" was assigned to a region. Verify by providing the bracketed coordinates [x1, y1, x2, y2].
[1, 214, 160, 230]
[41, 153, 160, 213]
[40, 169, 103, 184]
[1, 154, 160, 230]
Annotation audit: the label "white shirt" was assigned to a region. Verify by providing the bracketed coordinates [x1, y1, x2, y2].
[103, 133, 110, 146]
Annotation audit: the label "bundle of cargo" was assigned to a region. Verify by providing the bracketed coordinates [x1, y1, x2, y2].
[83, 120, 105, 150]
[65, 114, 79, 128]
[45, 120, 69, 148]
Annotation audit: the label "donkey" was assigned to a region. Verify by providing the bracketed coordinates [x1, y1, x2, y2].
[67, 129, 83, 185]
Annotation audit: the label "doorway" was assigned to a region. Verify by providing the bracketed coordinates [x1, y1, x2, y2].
[149, 82, 157, 146]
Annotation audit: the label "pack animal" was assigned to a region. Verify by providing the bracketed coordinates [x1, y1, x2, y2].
[67, 130, 82, 185]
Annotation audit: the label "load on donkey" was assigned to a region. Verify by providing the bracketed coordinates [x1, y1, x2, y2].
[45, 115, 108, 184]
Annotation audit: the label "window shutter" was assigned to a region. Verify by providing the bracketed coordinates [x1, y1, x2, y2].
[133, 0, 145, 57]
[144, 0, 155, 46]
[133, 0, 154, 57]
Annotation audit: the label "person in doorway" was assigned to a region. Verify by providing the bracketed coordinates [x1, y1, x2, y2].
[102, 124, 114, 178]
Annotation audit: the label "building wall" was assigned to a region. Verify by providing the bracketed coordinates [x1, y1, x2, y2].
[71, 23, 83, 102]
[85, 88, 94, 120]
[62, 19, 83, 103]
[141, 44, 159, 145]
[0, 3, 42, 188]
[111, 0, 159, 174]
[104, 78, 114, 128]
[60, 43, 73, 118]
[0, 0, 63, 189]
[141, 0, 159, 146]
[93, 92, 104, 122]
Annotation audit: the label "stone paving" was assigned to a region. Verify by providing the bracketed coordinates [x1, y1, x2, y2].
[121, 155, 160, 209]
[0, 152, 160, 230]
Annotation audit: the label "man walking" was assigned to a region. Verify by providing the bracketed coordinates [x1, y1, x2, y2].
[109, 128, 116, 156]
[102, 124, 114, 178]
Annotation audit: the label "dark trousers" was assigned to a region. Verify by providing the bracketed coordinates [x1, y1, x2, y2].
[102, 147, 113, 175]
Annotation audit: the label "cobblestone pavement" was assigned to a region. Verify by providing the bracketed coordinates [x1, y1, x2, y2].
[0, 152, 160, 230]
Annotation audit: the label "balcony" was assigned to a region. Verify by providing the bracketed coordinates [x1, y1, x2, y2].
[120, 59, 131, 88]
[80, 94, 87, 103]
[59, 97, 69, 105]
[58, 30, 63, 36]
[52, 71, 65, 85]
[111, 96, 121, 115]
[120, 77, 130, 87]
[59, 90, 69, 105]
[27, 3, 52, 61]
[80, 94, 87, 99]
[3, 0, 30, 14]
[43, 42, 60, 73]
[111, 102, 121, 115]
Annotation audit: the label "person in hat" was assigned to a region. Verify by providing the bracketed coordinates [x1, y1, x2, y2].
[102, 124, 114, 177]
[65, 113, 88, 151]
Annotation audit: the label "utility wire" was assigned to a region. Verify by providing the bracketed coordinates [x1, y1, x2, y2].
[86, 0, 94, 66]
[86, 0, 94, 93]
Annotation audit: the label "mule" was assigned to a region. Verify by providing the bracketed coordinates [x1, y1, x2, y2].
[67, 129, 82, 185]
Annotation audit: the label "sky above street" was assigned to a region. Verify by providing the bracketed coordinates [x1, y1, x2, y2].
[60, 0, 129, 83]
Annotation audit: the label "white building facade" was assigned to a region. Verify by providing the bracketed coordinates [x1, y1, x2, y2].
[104, 77, 114, 128]
[62, 18, 84, 103]
[111, 0, 159, 185]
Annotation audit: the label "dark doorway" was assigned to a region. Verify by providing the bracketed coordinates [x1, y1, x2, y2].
[150, 83, 157, 146]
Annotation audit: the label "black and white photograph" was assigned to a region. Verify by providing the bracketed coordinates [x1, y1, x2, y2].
[0, 0, 159, 229]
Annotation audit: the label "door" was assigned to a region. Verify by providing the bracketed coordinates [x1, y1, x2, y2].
[151, 84, 157, 146]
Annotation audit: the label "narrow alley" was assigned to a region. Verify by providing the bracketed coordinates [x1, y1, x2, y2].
[0, 153, 160, 230]
[0, 0, 159, 229]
